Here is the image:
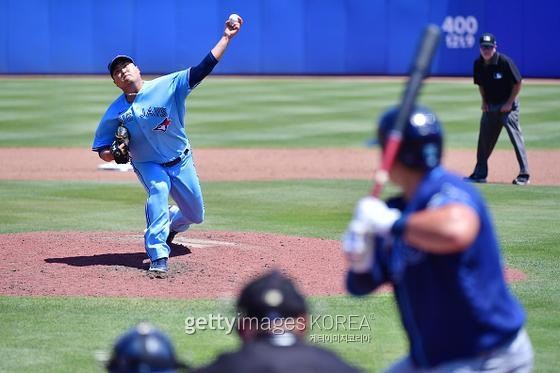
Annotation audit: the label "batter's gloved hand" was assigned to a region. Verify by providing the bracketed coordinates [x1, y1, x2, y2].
[342, 219, 375, 273]
[110, 139, 129, 164]
[351, 197, 402, 237]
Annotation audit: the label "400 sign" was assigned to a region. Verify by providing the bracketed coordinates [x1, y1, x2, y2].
[442, 16, 479, 49]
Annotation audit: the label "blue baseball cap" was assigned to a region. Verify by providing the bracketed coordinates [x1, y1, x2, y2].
[108, 55, 135, 77]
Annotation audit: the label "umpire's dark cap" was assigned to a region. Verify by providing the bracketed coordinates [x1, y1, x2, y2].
[480, 33, 496, 47]
[108, 55, 135, 77]
[237, 271, 307, 320]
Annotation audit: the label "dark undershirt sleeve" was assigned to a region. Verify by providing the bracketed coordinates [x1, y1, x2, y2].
[189, 52, 219, 88]
[346, 238, 390, 296]
[346, 272, 378, 295]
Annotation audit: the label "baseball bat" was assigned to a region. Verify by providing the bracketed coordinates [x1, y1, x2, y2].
[371, 24, 441, 197]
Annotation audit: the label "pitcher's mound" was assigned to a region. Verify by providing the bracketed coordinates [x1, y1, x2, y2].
[0, 231, 526, 299]
[1, 231, 348, 299]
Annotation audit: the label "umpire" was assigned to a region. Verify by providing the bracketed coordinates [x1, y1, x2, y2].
[194, 271, 360, 373]
[465, 32, 530, 185]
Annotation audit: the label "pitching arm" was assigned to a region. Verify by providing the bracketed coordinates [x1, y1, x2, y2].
[187, 15, 244, 89]
[210, 15, 243, 61]
[188, 53, 218, 88]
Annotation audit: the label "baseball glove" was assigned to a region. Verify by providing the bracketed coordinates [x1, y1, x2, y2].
[111, 125, 130, 164]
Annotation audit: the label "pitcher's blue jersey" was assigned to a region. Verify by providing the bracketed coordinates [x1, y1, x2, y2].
[347, 166, 525, 368]
[92, 69, 192, 163]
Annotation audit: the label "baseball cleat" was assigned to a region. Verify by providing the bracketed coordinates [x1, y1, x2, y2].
[166, 230, 178, 246]
[464, 174, 487, 183]
[149, 258, 168, 273]
[512, 175, 530, 185]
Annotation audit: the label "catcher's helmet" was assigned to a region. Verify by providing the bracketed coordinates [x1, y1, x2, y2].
[106, 323, 187, 373]
[377, 106, 443, 170]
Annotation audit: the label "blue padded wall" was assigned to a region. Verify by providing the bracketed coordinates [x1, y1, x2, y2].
[0, 0, 558, 77]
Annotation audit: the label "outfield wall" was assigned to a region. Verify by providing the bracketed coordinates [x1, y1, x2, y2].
[0, 0, 558, 77]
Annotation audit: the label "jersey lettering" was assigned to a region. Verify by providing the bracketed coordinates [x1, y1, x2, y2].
[119, 111, 134, 124]
[139, 106, 168, 119]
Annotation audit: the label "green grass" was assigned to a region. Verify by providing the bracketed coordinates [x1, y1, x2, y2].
[0, 294, 404, 373]
[0, 77, 558, 149]
[0, 76, 559, 371]
[0, 179, 389, 236]
[1, 180, 559, 371]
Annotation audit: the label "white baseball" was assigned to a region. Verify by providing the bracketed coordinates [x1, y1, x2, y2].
[228, 13, 240, 27]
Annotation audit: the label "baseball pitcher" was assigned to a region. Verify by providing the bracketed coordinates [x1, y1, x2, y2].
[92, 16, 243, 274]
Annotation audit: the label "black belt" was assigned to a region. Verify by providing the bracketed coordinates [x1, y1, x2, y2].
[161, 149, 189, 167]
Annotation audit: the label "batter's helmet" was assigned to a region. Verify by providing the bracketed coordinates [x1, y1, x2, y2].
[377, 106, 443, 170]
[106, 323, 188, 373]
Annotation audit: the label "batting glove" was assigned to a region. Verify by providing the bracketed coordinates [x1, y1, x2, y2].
[352, 197, 402, 237]
[342, 219, 375, 273]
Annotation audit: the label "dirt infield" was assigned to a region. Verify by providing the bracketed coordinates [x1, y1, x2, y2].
[1, 231, 347, 299]
[0, 147, 542, 298]
[0, 231, 526, 299]
[0, 147, 559, 185]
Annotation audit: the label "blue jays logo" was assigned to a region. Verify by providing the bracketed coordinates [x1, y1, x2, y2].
[153, 118, 171, 132]
[494, 72, 503, 79]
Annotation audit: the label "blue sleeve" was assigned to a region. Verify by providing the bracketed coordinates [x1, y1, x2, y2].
[346, 237, 390, 296]
[171, 69, 192, 109]
[92, 109, 120, 152]
[189, 52, 218, 88]
[426, 182, 479, 213]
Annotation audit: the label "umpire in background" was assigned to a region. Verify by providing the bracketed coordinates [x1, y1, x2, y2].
[194, 271, 360, 373]
[465, 32, 530, 185]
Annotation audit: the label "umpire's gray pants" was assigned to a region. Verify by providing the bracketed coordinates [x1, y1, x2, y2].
[386, 328, 534, 372]
[473, 102, 530, 178]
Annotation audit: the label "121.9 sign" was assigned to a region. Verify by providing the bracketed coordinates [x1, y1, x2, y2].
[442, 16, 478, 49]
